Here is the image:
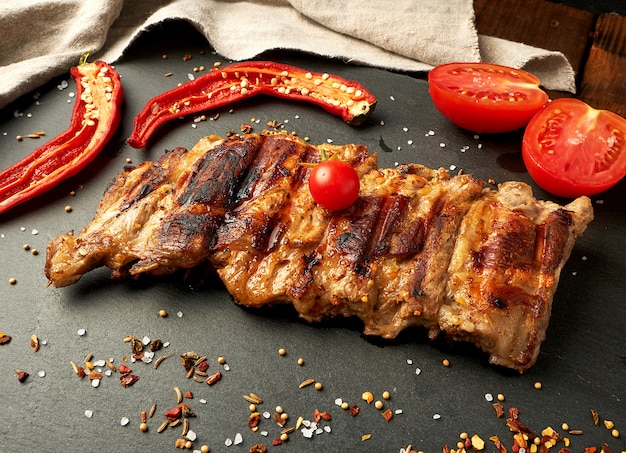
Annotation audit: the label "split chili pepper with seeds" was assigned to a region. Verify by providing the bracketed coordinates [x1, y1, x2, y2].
[127, 60, 377, 148]
[0, 53, 123, 215]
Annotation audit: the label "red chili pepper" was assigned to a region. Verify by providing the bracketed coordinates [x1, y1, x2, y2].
[127, 60, 377, 148]
[0, 53, 124, 215]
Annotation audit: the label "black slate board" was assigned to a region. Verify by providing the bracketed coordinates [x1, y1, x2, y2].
[1, 21, 624, 452]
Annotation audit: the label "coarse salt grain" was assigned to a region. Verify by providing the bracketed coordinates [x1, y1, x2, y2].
[334, 398, 343, 406]
[37, 370, 46, 378]
[187, 429, 197, 441]
[406, 359, 413, 365]
[433, 414, 441, 420]
[225, 438, 233, 446]
[177, 311, 184, 318]
[261, 431, 268, 437]
[78, 328, 86, 336]
[121, 417, 130, 426]
[415, 368, 421, 376]
[439, 143, 446, 148]
[485, 393, 494, 402]
[91, 378, 100, 388]
[234, 433, 243, 445]
[31, 229, 38, 235]
[85, 410, 94, 418]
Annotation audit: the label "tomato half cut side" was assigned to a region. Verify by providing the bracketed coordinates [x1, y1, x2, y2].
[428, 62, 549, 133]
[522, 98, 626, 198]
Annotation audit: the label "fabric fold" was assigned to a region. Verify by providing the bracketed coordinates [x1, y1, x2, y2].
[0, 0, 576, 110]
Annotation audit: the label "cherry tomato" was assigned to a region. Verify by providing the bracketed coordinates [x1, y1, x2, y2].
[522, 98, 626, 197]
[308, 159, 360, 210]
[428, 62, 549, 133]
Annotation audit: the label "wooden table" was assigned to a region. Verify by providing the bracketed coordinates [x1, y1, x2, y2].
[474, 0, 626, 116]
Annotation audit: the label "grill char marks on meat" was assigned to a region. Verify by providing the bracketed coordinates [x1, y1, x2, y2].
[45, 133, 594, 372]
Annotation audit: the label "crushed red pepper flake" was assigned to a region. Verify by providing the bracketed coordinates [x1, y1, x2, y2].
[493, 402, 505, 418]
[120, 373, 140, 388]
[118, 364, 132, 374]
[0, 333, 12, 345]
[15, 369, 29, 382]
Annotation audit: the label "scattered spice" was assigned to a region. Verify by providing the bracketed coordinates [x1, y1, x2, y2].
[30, 334, 40, 352]
[205, 371, 221, 386]
[15, 369, 29, 383]
[382, 408, 394, 422]
[0, 333, 12, 345]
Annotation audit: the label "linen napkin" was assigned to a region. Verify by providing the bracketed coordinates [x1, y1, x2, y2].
[0, 0, 575, 110]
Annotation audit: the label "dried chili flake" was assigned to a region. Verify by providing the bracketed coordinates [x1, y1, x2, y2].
[164, 405, 183, 422]
[30, 334, 40, 352]
[492, 402, 505, 418]
[382, 409, 393, 422]
[118, 364, 132, 374]
[273, 412, 286, 427]
[205, 370, 222, 386]
[250, 444, 267, 453]
[15, 369, 29, 382]
[248, 413, 261, 429]
[271, 438, 282, 446]
[0, 333, 12, 345]
[120, 373, 140, 387]
[349, 404, 361, 417]
[196, 360, 209, 373]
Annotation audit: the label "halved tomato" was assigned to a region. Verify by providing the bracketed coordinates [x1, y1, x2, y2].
[522, 98, 626, 197]
[428, 62, 549, 133]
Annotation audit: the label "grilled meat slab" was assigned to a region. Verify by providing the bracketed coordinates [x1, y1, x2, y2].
[45, 133, 593, 372]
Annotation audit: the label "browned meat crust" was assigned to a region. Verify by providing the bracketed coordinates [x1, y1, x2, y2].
[45, 133, 594, 372]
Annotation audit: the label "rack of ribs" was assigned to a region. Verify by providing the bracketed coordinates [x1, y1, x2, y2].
[45, 133, 593, 372]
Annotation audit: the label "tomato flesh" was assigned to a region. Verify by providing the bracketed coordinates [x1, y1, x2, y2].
[428, 62, 549, 133]
[522, 98, 626, 197]
[308, 159, 360, 210]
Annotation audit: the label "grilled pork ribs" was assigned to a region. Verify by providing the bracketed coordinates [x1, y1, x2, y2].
[45, 133, 593, 372]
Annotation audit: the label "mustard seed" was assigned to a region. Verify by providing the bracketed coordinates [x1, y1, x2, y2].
[139, 422, 148, 432]
[217, 356, 225, 364]
[442, 358, 450, 367]
[8, 277, 17, 285]
[374, 400, 383, 410]
[297, 357, 304, 366]
[159, 309, 168, 317]
[314, 382, 323, 391]
[278, 348, 286, 356]
[200, 445, 210, 453]
[612, 428, 620, 438]
[64, 205, 72, 212]
[382, 391, 391, 400]
[534, 381, 542, 390]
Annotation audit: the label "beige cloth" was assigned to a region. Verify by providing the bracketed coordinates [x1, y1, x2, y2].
[0, 0, 575, 110]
